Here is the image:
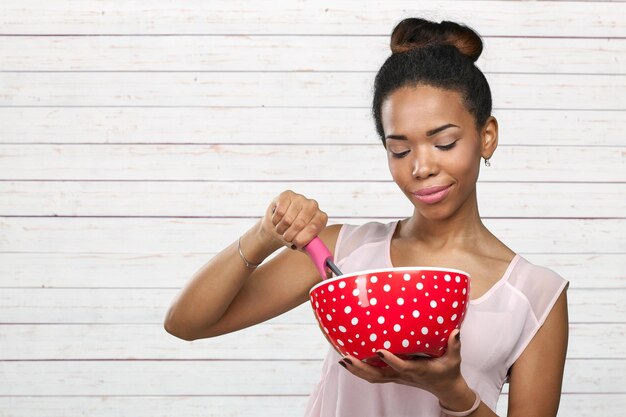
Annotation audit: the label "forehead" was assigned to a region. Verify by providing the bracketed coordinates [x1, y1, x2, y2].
[381, 85, 472, 133]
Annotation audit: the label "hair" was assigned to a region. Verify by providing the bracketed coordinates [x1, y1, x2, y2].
[372, 17, 492, 144]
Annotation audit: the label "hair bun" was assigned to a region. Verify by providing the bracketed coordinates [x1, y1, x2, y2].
[390, 17, 483, 62]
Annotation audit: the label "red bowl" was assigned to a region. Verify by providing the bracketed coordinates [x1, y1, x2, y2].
[309, 267, 470, 367]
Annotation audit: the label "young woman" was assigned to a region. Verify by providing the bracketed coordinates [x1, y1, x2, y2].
[165, 17, 569, 417]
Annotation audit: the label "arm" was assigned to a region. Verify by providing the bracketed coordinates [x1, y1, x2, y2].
[506, 288, 569, 417]
[164, 190, 341, 341]
[338, 288, 569, 417]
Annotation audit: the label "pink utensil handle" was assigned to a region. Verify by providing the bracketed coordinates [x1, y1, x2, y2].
[303, 237, 334, 279]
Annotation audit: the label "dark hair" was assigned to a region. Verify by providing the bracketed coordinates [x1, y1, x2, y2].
[372, 18, 492, 144]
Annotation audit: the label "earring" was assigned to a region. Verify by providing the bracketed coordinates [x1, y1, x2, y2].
[484, 158, 491, 167]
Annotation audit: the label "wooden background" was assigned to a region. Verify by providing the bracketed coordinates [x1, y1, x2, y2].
[0, 1, 625, 416]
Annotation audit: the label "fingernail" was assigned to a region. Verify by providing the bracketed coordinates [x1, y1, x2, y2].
[338, 360, 347, 368]
[376, 351, 384, 358]
[343, 358, 353, 365]
[455, 331, 461, 341]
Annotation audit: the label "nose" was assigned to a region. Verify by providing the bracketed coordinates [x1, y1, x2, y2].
[412, 150, 438, 179]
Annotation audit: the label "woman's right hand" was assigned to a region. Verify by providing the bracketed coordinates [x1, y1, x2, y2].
[258, 190, 329, 252]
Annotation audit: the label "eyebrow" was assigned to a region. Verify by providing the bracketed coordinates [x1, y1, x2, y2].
[385, 123, 460, 141]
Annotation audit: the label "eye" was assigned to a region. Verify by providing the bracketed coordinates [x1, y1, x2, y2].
[390, 150, 410, 159]
[436, 140, 458, 151]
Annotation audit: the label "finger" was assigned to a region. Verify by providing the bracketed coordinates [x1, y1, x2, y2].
[271, 197, 293, 228]
[292, 211, 327, 249]
[339, 355, 391, 384]
[446, 329, 462, 358]
[281, 209, 315, 246]
[275, 200, 301, 235]
[374, 350, 410, 373]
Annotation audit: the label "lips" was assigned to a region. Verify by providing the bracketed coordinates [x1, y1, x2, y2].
[413, 185, 452, 204]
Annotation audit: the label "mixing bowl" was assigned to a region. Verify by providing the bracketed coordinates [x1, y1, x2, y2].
[305, 237, 470, 367]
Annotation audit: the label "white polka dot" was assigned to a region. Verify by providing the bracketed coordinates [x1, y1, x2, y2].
[337, 339, 344, 346]
[393, 324, 401, 332]
[361, 341, 365, 346]
[315, 301, 319, 308]
[351, 317, 359, 325]
[324, 327, 329, 334]
[444, 274, 451, 282]
[441, 298, 445, 302]
[384, 341, 391, 349]
[352, 289, 360, 296]
[451, 314, 458, 321]
[356, 334, 360, 338]
[462, 288, 467, 295]
[455, 276, 461, 283]
[344, 306, 352, 314]
[434, 285, 438, 289]
[430, 300, 437, 308]
[383, 284, 391, 292]
[413, 298, 418, 302]
[385, 305, 390, 310]
[425, 292, 429, 296]
[412, 310, 420, 318]
[326, 314, 332, 321]
[341, 295, 345, 299]
[403, 273, 411, 281]
[416, 283, 424, 290]
[338, 326, 347, 333]
[378, 316, 385, 324]
[338, 281, 346, 289]
[370, 298, 378, 305]
[410, 331, 415, 336]
[383, 330, 387, 335]
[367, 324, 371, 329]
[421, 275, 426, 279]
[437, 316, 444, 324]
[368, 289, 372, 293]
[328, 284, 334, 292]
[397, 297, 404, 305]
[370, 276, 378, 283]
[388, 274, 393, 278]
[400, 315, 404, 319]
[370, 333, 377, 342]
[402, 339, 409, 348]
[452, 301, 459, 308]
[421, 327, 429, 335]
[366, 311, 370, 316]
[332, 298, 336, 302]
[425, 343, 429, 348]
[401, 287, 405, 291]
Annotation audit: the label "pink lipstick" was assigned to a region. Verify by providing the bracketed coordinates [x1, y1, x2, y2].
[413, 185, 452, 204]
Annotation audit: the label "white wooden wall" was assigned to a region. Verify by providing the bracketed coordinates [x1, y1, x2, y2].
[0, 1, 624, 416]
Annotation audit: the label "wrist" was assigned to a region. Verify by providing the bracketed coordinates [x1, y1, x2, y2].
[240, 221, 282, 264]
[437, 378, 476, 413]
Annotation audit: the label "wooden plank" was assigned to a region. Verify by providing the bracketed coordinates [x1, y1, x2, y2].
[0, 397, 311, 417]
[1, 144, 623, 182]
[1, 181, 623, 218]
[0, 394, 623, 417]
[1, 107, 623, 146]
[0, 287, 620, 324]
[0, 36, 622, 74]
[0, 359, 622, 395]
[1, 253, 621, 289]
[1, 72, 623, 109]
[0, 1, 624, 37]
[0, 218, 623, 254]
[0, 323, 620, 360]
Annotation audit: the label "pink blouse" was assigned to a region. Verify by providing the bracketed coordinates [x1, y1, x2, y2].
[304, 220, 568, 417]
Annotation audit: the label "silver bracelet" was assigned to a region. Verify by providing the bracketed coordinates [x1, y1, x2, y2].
[440, 388, 481, 416]
[237, 237, 261, 269]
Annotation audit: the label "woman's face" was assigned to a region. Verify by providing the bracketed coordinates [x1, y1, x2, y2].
[381, 84, 495, 220]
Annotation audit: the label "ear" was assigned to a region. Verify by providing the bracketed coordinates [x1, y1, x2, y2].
[480, 116, 498, 160]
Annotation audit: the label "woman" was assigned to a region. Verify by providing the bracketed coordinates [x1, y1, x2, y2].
[165, 17, 569, 417]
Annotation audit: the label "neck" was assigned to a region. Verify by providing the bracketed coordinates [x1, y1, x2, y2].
[402, 190, 488, 249]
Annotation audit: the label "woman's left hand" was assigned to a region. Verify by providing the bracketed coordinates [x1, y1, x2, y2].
[339, 329, 468, 400]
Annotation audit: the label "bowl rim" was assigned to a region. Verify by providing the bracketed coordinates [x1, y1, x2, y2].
[309, 266, 471, 295]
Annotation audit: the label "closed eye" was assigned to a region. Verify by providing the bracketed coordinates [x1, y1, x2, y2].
[436, 141, 458, 151]
[390, 150, 410, 158]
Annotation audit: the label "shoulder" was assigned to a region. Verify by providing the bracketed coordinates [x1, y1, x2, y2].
[333, 220, 398, 261]
[508, 256, 569, 323]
